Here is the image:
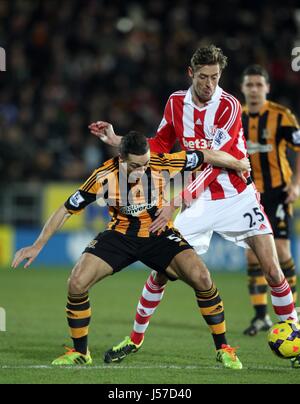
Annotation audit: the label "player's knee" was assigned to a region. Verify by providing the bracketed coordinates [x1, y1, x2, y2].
[200, 270, 212, 290]
[68, 273, 88, 295]
[263, 264, 284, 285]
[191, 267, 212, 290]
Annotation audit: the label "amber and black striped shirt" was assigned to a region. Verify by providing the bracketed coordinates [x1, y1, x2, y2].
[65, 151, 203, 237]
[242, 101, 300, 193]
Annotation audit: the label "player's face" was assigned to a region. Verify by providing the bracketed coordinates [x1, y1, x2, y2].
[241, 75, 270, 107]
[188, 64, 221, 103]
[120, 151, 151, 180]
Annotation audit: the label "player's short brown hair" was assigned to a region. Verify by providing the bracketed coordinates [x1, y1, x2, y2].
[119, 131, 149, 159]
[242, 64, 270, 83]
[190, 45, 228, 72]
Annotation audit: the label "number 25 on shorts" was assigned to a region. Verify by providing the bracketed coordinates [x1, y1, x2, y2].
[243, 207, 265, 228]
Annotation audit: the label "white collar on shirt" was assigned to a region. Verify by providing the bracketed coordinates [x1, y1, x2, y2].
[184, 85, 223, 109]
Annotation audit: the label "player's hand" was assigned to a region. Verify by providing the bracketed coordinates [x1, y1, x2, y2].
[236, 171, 247, 183]
[149, 205, 177, 234]
[88, 121, 122, 147]
[236, 157, 251, 173]
[284, 183, 300, 203]
[235, 158, 251, 184]
[11, 245, 41, 269]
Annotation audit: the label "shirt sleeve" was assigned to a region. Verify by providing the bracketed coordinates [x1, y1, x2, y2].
[64, 169, 104, 214]
[148, 97, 177, 153]
[280, 109, 300, 151]
[151, 150, 204, 174]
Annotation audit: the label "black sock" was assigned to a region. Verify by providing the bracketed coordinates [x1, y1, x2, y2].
[66, 292, 91, 355]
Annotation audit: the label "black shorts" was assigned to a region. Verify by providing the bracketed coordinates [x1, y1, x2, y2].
[83, 229, 193, 276]
[261, 186, 292, 239]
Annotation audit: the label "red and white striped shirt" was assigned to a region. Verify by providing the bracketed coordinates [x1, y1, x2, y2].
[149, 86, 248, 200]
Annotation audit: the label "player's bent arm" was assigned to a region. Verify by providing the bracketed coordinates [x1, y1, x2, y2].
[202, 149, 250, 172]
[89, 121, 122, 147]
[11, 205, 71, 269]
[90, 97, 176, 153]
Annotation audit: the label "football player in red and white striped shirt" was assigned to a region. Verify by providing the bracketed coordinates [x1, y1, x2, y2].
[89, 45, 298, 363]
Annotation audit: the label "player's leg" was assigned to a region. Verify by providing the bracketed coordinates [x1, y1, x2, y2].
[244, 192, 297, 335]
[103, 227, 213, 365]
[209, 184, 297, 324]
[104, 203, 214, 363]
[263, 190, 297, 304]
[67, 252, 113, 354]
[275, 240, 299, 369]
[167, 249, 242, 370]
[53, 230, 136, 366]
[52, 252, 113, 365]
[104, 271, 169, 364]
[243, 248, 271, 336]
[129, 271, 168, 346]
[245, 234, 298, 322]
[276, 239, 297, 304]
[243, 237, 297, 336]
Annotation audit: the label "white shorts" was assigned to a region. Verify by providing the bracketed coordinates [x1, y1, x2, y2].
[174, 184, 273, 255]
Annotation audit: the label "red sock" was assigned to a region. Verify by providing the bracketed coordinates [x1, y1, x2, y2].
[270, 279, 298, 321]
[130, 272, 166, 345]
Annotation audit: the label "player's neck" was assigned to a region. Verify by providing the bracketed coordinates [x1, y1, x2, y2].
[247, 100, 267, 114]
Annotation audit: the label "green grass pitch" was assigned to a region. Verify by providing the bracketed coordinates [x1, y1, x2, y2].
[0, 267, 299, 384]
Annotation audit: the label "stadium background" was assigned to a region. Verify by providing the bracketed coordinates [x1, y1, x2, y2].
[0, 0, 300, 270]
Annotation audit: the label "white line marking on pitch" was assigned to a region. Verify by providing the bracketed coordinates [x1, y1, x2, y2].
[0, 364, 293, 371]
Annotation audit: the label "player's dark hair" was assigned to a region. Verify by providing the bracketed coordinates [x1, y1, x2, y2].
[190, 45, 228, 71]
[119, 131, 149, 159]
[242, 64, 270, 83]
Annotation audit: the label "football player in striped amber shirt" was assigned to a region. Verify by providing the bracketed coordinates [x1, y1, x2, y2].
[12, 131, 249, 369]
[241, 65, 300, 337]
[90, 45, 298, 365]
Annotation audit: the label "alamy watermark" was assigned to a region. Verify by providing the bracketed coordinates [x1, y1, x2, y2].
[292, 47, 300, 72]
[0, 47, 6, 71]
[0, 307, 6, 332]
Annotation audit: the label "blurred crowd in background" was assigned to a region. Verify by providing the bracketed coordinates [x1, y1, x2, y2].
[1, 0, 300, 183]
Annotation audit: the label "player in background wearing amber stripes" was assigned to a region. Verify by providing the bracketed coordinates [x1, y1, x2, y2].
[12, 132, 250, 369]
[241, 65, 300, 338]
[90, 45, 299, 365]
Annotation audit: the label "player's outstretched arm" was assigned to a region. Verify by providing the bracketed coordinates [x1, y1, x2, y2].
[89, 121, 122, 147]
[11, 205, 71, 269]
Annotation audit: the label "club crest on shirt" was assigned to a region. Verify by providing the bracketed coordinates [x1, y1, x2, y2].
[210, 125, 218, 135]
[205, 124, 218, 139]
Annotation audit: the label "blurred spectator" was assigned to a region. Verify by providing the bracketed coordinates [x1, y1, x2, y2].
[0, 0, 299, 182]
